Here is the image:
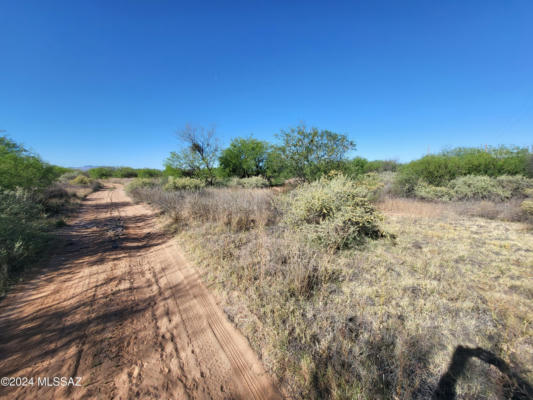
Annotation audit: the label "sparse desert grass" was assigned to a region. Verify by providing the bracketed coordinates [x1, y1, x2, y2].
[378, 196, 531, 224]
[0, 180, 101, 296]
[129, 182, 533, 399]
[177, 197, 532, 399]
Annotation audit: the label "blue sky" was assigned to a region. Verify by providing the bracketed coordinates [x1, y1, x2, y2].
[1, 1, 532, 168]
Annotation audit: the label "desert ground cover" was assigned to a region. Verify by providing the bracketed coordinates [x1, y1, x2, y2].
[129, 177, 533, 399]
[0, 137, 101, 296]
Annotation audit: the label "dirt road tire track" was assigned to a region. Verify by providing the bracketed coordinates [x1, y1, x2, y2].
[0, 184, 281, 400]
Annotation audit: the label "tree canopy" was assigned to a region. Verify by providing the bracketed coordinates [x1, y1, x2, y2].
[219, 137, 269, 178]
[277, 126, 355, 181]
[0, 136, 60, 190]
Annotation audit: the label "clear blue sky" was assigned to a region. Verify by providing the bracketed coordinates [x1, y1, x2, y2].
[1, 1, 532, 168]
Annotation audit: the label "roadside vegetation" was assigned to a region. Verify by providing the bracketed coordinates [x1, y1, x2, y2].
[4, 125, 531, 397]
[0, 136, 101, 297]
[125, 125, 533, 399]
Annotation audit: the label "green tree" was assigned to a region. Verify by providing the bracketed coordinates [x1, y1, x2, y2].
[264, 147, 290, 183]
[343, 156, 368, 177]
[277, 125, 355, 181]
[0, 136, 59, 190]
[164, 148, 203, 178]
[166, 125, 220, 184]
[219, 137, 269, 177]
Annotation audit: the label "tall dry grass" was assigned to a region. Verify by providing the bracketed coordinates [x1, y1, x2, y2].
[129, 186, 277, 231]
[128, 184, 533, 399]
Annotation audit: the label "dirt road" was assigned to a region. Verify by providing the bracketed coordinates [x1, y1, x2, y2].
[0, 185, 281, 400]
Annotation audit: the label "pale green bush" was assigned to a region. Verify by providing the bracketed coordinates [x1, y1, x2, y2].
[353, 172, 385, 201]
[448, 175, 511, 201]
[227, 176, 269, 188]
[521, 200, 533, 215]
[281, 175, 388, 249]
[70, 175, 92, 186]
[59, 171, 82, 183]
[163, 176, 205, 191]
[414, 182, 454, 202]
[495, 175, 533, 197]
[126, 178, 158, 193]
[412, 175, 533, 202]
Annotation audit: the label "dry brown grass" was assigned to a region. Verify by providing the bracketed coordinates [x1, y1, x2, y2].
[378, 196, 531, 224]
[131, 186, 533, 399]
[129, 186, 277, 231]
[377, 197, 454, 219]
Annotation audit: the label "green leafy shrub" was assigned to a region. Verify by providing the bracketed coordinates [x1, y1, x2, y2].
[136, 168, 163, 178]
[448, 175, 511, 201]
[0, 136, 61, 190]
[113, 167, 138, 178]
[0, 189, 50, 295]
[281, 175, 388, 250]
[395, 146, 532, 194]
[88, 167, 114, 179]
[163, 176, 205, 191]
[364, 159, 399, 173]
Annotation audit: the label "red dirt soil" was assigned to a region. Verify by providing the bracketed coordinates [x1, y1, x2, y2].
[0, 185, 281, 400]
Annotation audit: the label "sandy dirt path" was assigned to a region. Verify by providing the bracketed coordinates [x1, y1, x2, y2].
[0, 185, 281, 400]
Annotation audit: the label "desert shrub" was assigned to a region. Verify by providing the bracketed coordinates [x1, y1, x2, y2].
[113, 167, 138, 178]
[136, 168, 162, 178]
[521, 200, 533, 215]
[88, 167, 114, 179]
[343, 156, 368, 176]
[448, 175, 511, 201]
[125, 178, 159, 193]
[524, 188, 533, 198]
[58, 171, 84, 183]
[0, 189, 50, 295]
[364, 159, 399, 173]
[411, 175, 533, 203]
[281, 175, 388, 249]
[39, 184, 72, 214]
[395, 146, 532, 194]
[414, 182, 454, 202]
[495, 175, 533, 197]
[69, 174, 93, 186]
[353, 172, 386, 202]
[227, 176, 269, 188]
[343, 158, 399, 178]
[163, 176, 205, 191]
[0, 136, 61, 190]
[527, 154, 533, 177]
[42, 184, 69, 200]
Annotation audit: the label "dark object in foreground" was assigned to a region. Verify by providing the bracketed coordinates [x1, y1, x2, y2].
[433, 345, 533, 400]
